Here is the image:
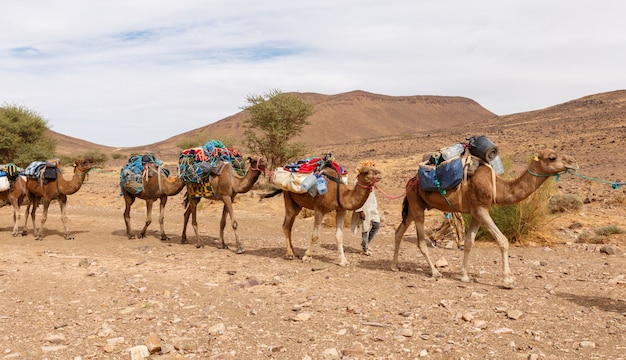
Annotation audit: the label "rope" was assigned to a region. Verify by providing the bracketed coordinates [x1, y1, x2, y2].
[373, 184, 407, 200]
[567, 172, 625, 189]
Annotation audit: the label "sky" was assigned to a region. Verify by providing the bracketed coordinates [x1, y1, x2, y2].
[2, 1, 625, 147]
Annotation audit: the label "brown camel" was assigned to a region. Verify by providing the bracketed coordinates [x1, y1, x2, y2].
[26, 159, 95, 240]
[0, 175, 29, 236]
[392, 149, 578, 287]
[122, 162, 185, 240]
[181, 157, 266, 252]
[264, 164, 382, 267]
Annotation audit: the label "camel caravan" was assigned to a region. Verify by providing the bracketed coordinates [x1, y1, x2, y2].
[1, 136, 578, 287]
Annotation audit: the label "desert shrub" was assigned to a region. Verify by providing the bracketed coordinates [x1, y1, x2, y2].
[60, 150, 108, 166]
[548, 194, 583, 213]
[595, 225, 625, 236]
[465, 178, 554, 244]
[300, 208, 315, 219]
[0, 104, 56, 166]
[576, 225, 623, 244]
[111, 153, 126, 160]
[577, 230, 604, 244]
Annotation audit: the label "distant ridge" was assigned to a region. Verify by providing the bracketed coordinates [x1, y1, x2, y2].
[51, 90, 626, 165]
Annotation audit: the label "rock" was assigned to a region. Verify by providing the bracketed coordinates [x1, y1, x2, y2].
[600, 245, 622, 255]
[44, 333, 66, 344]
[507, 309, 523, 320]
[208, 322, 226, 335]
[292, 312, 312, 322]
[127, 345, 150, 360]
[144, 333, 161, 354]
[435, 257, 449, 268]
[342, 341, 365, 356]
[419, 349, 429, 357]
[321, 347, 339, 358]
[40, 345, 68, 353]
[494, 327, 514, 334]
[462, 312, 474, 322]
[394, 328, 413, 337]
[579, 341, 596, 348]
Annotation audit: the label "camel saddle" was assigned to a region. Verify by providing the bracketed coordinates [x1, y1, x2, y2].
[417, 151, 481, 192]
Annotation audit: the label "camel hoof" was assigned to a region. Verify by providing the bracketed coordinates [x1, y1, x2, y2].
[236, 248, 245, 254]
[160, 235, 169, 241]
[503, 278, 515, 289]
[284, 254, 295, 260]
[391, 266, 399, 272]
[460, 275, 472, 283]
[431, 270, 443, 279]
[302, 255, 313, 263]
[181, 238, 188, 244]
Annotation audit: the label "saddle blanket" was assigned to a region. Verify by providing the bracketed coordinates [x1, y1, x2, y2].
[418, 157, 464, 192]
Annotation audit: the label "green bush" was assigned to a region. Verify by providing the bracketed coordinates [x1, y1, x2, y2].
[577, 225, 625, 244]
[0, 104, 56, 166]
[464, 178, 555, 243]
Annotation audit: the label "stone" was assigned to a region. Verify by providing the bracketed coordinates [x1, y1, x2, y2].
[127, 345, 150, 360]
[507, 309, 523, 320]
[435, 257, 449, 268]
[208, 322, 226, 335]
[144, 333, 161, 354]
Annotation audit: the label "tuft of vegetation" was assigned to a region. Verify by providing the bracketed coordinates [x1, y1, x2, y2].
[575, 226, 624, 244]
[548, 193, 583, 213]
[0, 104, 56, 166]
[111, 153, 126, 160]
[465, 178, 555, 244]
[595, 225, 625, 236]
[58, 150, 108, 167]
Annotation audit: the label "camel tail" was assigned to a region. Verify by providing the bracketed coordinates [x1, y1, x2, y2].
[260, 188, 283, 199]
[401, 196, 409, 225]
[183, 191, 189, 208]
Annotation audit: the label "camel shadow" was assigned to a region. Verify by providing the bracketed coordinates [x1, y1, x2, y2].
[556, 292, 626, 314]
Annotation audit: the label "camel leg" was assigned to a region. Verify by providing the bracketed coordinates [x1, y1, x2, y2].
[392, 216, 410, 272]
[474, 208, 515, 288]
[158, 196, 169, 241]
[415, 218, 442, 278]
[10, 199, 21, 236]
[460, 217, 481, 283]
[29, 195, 39, 239]
[191, 198, 201, 247]
[180, 199, 193, 244]
[20, 200, 30, 236]
[139, 199, 154, 239]
[302, 209, 323, 263]
[36, 199, 51, 241]
[123, 194, 136, 239]
[58, 195, 74, 240]
[220, 196, 244, 254]
[282, 193, 301, 260]
[334, 210, 349, 267]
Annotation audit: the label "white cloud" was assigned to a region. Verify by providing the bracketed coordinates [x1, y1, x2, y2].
[1, 0, 625, 146]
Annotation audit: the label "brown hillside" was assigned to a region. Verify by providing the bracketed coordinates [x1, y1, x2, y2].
[111, 90, 495, 162]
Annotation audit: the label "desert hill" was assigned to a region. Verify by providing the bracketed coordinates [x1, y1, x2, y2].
[51, 90, 495, 161]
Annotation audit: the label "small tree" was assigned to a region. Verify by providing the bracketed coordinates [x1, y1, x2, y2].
[242, 89, 314, 169]
[0, 104, 56, 166]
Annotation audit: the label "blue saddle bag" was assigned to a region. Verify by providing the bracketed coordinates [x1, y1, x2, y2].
[418, 157, 464, 192]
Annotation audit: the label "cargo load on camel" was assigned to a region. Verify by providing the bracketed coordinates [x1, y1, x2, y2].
[271, 153, 348, 197]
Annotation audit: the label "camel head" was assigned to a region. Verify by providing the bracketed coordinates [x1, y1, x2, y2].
[356, 166, 382, 189]
[249, 157, 267, 174]
[528, 149, 579, 176]
[74, 159, 97, 174]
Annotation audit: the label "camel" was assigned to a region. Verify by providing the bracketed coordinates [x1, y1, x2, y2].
[26, 159, 96, 240]
[181, 157, 266, 252]
[264, 163, 382, 267]
[0, 175, 29, 236]
[122, 161, 185, 240]
[392, 149, 578, 287]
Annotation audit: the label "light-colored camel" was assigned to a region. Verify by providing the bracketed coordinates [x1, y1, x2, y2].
[0, 175, 29, 236]
[265, 164, 382, 267]
[26, 159, 95, 240]
[181, 157, 266, 252]
[122, 162, 185, 240]
[392, 149, 578, 287]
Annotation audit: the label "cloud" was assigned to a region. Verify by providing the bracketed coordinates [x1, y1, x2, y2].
[1, 0, 625, 146]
